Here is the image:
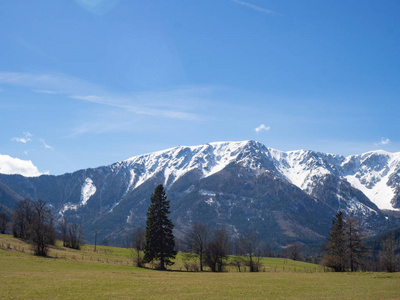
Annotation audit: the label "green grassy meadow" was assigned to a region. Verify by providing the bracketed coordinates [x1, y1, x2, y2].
[1, 234, 400, 299]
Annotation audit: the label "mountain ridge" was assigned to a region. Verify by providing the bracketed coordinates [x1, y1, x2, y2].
[1, 140, 400, 246]
[115, 140, 400, 211]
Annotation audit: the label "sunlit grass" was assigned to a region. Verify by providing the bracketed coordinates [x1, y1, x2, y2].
[1, 234, 400, 299]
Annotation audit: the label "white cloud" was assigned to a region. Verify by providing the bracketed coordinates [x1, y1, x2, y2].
[375, 138, 391, 146]
[11, 137, 29, 143]
[0, 154, 43, 177]
[230, 0, 281, 15]
[11, 132, 54, 151]
[40, 139, 54, 150]
[11, 132, 32, 144]
[255, 124, 270, 133]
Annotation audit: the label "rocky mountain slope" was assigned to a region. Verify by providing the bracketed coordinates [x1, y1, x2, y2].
[1, 140, 400, 246]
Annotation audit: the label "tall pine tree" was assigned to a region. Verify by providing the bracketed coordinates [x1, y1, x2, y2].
[322, 211, 347, 272]
[346, 217, 368, 271]
[322, 211, 368, 272]
[144, 184, 176, 270]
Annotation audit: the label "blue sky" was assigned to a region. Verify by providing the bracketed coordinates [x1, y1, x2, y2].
[1, 0, 399, 175]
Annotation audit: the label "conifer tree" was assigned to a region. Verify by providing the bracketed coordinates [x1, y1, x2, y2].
[144, 184, 176, 270]
[322, 212, 368, 272]
[346, 217, 368, 271]
[322, 211, 347, 272]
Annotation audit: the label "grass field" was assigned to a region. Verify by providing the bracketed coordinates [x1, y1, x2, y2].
[1, 234, 400, 299]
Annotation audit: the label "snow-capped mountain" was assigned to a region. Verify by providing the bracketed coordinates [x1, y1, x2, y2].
[269, 148, 400, 211]
[1, 140, 400, 246]
[342, 151, 400, 210]
[118, 140, 400, 211]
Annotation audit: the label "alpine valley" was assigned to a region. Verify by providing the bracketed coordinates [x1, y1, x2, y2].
[1, 140, 400, 247]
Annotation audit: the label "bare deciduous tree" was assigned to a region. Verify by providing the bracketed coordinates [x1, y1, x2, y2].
[230, 255, 246, 272]
[185, 222, 211, 271]
[237, 230, 262, 272]
[68, 222, 84, 250]
[60, 217, 69, 247]
[282, 242, 303, 262]
[263, 243, 275, 258]
[380, 233, 399, 272]
[12, 199, 34, 239]
[131, 227, 145, 267]
[0, 213, 9, 234]
[59, 217, 84, 250]
[28, 200, 56, 256]
[204, 227, 231, 272]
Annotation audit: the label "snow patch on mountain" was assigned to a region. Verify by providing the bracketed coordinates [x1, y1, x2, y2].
[58, 178, 96, 216]
[80, 178, 96, 205]
[59, 202, 78, 216]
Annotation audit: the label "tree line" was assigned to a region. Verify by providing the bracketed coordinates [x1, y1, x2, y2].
[1, 199, 83, 256]
[321, 211, 400, 272]
[10, 199, 56, 256]
[1, 184, 399, 272]
[132, 184, 400, 272]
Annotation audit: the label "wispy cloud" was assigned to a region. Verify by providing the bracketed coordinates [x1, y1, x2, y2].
[230, 0, 281, 15]
[33, 89, 60, 95]
[11, 131, 54, 152]
[11, 132, 32, 144]
[375, 138, 391, 146]
[70, 92, 202, 121]
[0, 72, 103, 95]
[12, 137, 29, 143]
[40, 138, 54, 150]
[0, 72, 204, 123]
[255, 124, 270, 133]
